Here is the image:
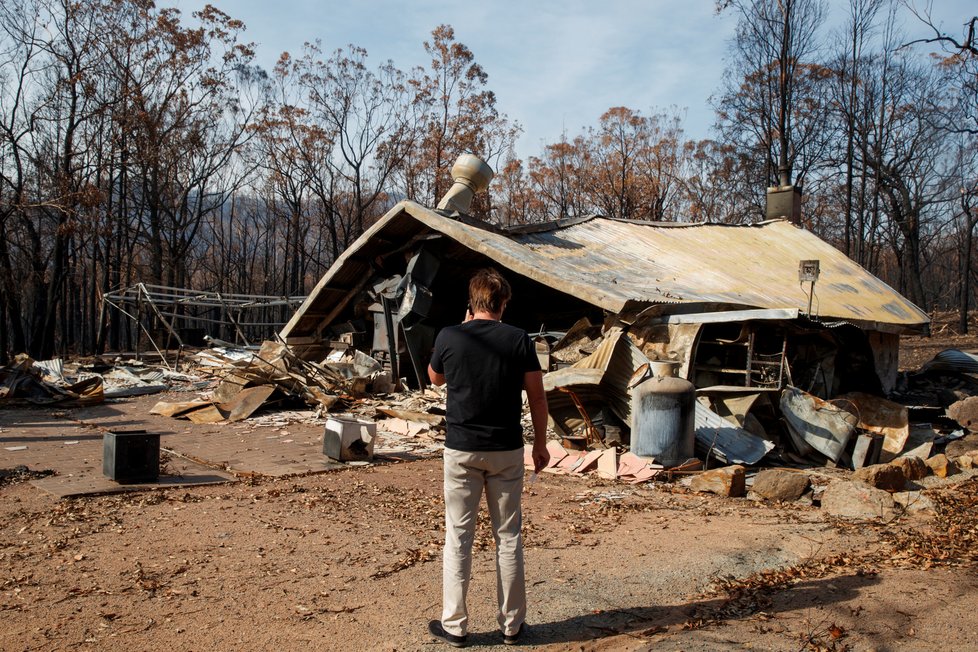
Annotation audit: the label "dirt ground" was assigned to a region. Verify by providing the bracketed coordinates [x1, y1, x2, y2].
[897, 310, 978, 371]
[2, 323, 978, 652]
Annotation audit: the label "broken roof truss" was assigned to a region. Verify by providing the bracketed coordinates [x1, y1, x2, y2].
[103, 283, 306, 364]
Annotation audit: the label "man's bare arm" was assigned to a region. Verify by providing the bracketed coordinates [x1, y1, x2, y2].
[523, 369, 550, 472]
[428, 364, 446, 387]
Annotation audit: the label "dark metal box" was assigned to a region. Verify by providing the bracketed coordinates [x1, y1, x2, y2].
[103, 430, 160, 483]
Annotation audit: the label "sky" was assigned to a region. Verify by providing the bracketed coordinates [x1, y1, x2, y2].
[174, 0, 975, 158]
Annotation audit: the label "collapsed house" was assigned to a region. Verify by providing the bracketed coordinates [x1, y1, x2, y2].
[280, 156, 931, 468]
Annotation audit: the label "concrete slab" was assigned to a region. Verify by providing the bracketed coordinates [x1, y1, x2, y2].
[31, 460, 233, 498]
[0, 395, 347, 497]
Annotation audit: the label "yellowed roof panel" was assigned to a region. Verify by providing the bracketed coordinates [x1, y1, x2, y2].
[282, 202, 929, 339]
[506, 217, 928, 329]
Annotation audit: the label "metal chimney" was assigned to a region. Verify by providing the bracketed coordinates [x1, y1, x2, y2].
[436, 154, 494, 214]
[766, 184, 802, 224]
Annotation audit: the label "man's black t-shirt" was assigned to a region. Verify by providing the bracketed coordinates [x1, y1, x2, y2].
[429, 319, 541, 452]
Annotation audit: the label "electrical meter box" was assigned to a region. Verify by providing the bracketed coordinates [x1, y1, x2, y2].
[798, 259, 820, 282]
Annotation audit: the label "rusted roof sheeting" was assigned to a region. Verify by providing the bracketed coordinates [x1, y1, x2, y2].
[281, 201, 929, 339]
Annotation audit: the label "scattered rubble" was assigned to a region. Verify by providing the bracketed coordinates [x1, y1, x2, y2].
[0, 465, 55, 486]
[1, 355, 104, 406]
[0, 353, 209, 408]
[6, 323, 978, 514]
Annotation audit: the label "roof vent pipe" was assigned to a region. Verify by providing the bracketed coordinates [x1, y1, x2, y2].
[436, 154, 494, 214]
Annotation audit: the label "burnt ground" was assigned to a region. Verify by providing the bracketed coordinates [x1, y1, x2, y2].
[1, 320, 977, 652]
[898, 310, 978, 371]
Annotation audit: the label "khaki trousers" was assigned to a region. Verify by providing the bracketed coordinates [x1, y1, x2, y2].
[441, 447, 525, 637]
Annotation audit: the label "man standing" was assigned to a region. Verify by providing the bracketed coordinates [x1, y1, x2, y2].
[427, 268, 550, 648]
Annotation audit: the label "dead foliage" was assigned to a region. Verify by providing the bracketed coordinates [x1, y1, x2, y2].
[685, 477, 978, 632]
[0, 466, 55, 487]
[878, 476, 978, 568]
[796, 619, 851, 652]
[370, 548, 435, 579]
[684, 553, 873, 629]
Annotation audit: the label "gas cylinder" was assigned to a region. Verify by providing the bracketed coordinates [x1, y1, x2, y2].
[629, 360, 696, 466]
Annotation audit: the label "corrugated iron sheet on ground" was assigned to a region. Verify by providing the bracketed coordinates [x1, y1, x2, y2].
[921, 349, 978, 374]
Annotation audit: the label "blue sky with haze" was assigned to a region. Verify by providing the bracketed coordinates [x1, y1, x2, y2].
[175, 1, 974, 157]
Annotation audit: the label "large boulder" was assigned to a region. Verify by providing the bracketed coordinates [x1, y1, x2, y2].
[944, 433, 978, 458]
[821, 480, 897, 519]
[853, 463, 906, 492]
[947, 398, 978, 431]
[750, 468, 811, 502]
[690, 465, 746, 498]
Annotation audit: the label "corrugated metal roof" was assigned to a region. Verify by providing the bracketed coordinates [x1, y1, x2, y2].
[281, 201, 929, 339]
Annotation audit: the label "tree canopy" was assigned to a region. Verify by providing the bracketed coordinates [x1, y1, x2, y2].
[1, 0, 977, 359]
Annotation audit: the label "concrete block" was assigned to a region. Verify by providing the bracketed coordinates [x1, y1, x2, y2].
[103, 430, 159, 483]
[323, 416, 376, 462]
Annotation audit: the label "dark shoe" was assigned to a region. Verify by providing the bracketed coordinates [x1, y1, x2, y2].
[502, 623, 525, 645]
[428, 620, 468, 648]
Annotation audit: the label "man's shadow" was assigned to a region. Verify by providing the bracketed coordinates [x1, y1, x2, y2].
[462, 571, 879, 647]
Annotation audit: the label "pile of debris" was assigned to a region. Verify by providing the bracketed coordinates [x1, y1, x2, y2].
[147, 339, 449, 457]
[528, 440, 698, 484]
[0, 353, 202, 407]
[541, 327, 774, 469]
[6, 319, 978, 501]
[151, 340, 384, 423]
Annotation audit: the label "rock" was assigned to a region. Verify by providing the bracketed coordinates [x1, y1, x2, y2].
[889, 456, 928, 482]
[900, 441, 934, 461]
[853, 463, 906, 492]
[958, 455, 974, 470]
[892, 490, 937, 516]
[690, 465, 746, 497]
[925, 453, 959, 478]
[944, 434, 978, 458]
[947, 397, 978, 431]
[751, 468, 811, 502]
[820, 480, 897, 519]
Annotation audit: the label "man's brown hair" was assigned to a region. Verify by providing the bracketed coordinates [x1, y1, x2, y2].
[469, 268, 511, 315]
